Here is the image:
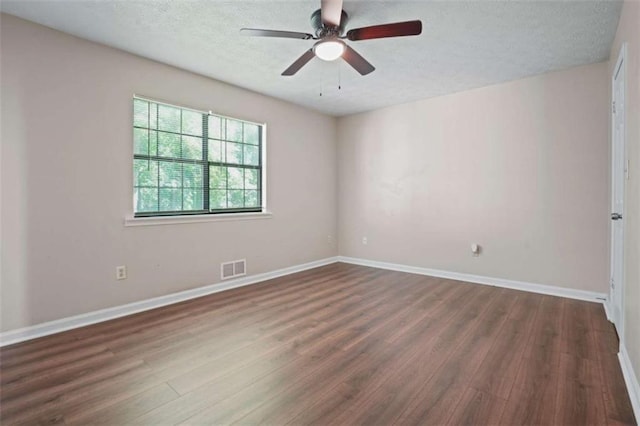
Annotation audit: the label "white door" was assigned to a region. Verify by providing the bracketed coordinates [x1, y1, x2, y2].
[610, 44, 626, 336]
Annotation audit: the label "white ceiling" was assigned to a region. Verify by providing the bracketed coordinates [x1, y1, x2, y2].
[1, 0, 622, 116]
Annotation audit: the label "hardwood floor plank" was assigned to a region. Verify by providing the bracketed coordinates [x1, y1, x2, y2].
[554, 352, 607, 425]
[0, 346, 115, 391]
[165, 270, 415, 395]
[179, 274, 436, 425]
[499, 295, 563, 425]
[469, 291, 541, 399]
[500, 351, 560, 425]
[523, 294, 564, 360]
[132, 347, 302, 424]
[64, 383, 179, 424]
[0, 360, 156, 424]
[137, 268, 384, 376]
[445, 387, 507, 426]
[391, 288, 516, 425]
[561, 299, 599, 361]
[284, 283, 480, 426]
[231, 281, 482, 426]
[134, 269, 420, 424]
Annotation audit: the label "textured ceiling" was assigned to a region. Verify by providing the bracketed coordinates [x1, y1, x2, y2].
[1, 0, 622, 116]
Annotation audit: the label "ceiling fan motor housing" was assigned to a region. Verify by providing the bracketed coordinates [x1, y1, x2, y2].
[310, 9, 348, 37]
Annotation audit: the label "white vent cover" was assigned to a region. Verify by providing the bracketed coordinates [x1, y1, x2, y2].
[234, 260, 245, 276]
[221, 259, 246, 280]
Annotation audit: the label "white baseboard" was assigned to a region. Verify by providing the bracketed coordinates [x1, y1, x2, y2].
[0, 256, 339, 347]
[603, 298, 614, 322]
[0, 255, 611, 348]
[337, 256, 608, 303]
[619, 342, 640, 421]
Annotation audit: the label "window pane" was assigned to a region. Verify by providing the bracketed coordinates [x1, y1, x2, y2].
[149, 131, 159, 156]
[228, 190, 244, 208]
[135, 187, 158, 212]
[159, 188, 182, 211]
[245, 190, 259, 207]
[183, 164, 204, 188]
[243, 144, 259, 166]
[158, 132, 181, 158]
[183, 188, 203, 210]
[210, 190, 227, 209]
[208, 139, 223, 162]
[209, 166, 227, 189]
[149, 103, 158, 130]
[227, 119, 243, 142]
[226, 142, 242, 164]
[134, 128, 149, 155]
[228, 167, 244, 189]
[134, 159, 158, 187]
[182, 110, 202, 136]
[183, 163, 203, 188]
[208, 115, 222, 139]
[133, 99, 148, 128]
[158, 104, 181, 133]
[159, 161, 182, 188]
[244, 124, 259, 145]
[182, 135, 202, 160]
[244, 169, 258, 190]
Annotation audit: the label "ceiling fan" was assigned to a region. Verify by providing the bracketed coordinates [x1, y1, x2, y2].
[240, 0, 422, 76]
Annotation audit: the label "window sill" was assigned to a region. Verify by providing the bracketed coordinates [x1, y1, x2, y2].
[124, 211, 273, 227]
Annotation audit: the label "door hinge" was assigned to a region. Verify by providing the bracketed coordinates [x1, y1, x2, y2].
[613, 101, 616, 114]
[611, 278, 615, 289]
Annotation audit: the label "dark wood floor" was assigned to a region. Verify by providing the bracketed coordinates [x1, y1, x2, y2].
[0, 263, 635, 425]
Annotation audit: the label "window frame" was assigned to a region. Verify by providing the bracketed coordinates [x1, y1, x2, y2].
[132, 95, 266, 218]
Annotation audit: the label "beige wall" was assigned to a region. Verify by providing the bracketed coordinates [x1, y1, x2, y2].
[0, 14, 338, 332]
[610, 0, 640, 395]
[338, 62, 610, 294]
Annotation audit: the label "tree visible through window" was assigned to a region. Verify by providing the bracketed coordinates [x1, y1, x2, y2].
[133, 97, 263, 216]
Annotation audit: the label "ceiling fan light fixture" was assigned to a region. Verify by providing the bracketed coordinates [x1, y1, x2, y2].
[313, 39, 345, 61]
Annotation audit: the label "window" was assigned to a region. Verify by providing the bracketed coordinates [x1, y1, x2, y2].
[133, 97, 263, 217]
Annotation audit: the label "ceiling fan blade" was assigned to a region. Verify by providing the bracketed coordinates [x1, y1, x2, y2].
[346, 20, 422, 41]
[241, 28, 313, 40]
[282, 49, 316, 76]
[342, 45, 375, 76]
[321, 0, 343, 27]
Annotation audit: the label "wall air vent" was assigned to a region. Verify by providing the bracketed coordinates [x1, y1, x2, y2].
[234, 260, 246, 276]
[221, 259, 247, 280]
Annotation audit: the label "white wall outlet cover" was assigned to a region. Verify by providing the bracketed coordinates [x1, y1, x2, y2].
[116, 266, 127, 280]
[362, 237, 368, 245]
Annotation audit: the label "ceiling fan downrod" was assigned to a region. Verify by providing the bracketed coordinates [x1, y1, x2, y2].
[310, 8, 349, 39]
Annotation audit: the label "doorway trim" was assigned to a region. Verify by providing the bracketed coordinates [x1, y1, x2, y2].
[609, 42, 627, 339]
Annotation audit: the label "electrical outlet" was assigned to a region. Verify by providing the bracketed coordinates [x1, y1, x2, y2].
[116, 265, 127, 280]
[362, 237, 368, 245]
[328, 235, 333, 244]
